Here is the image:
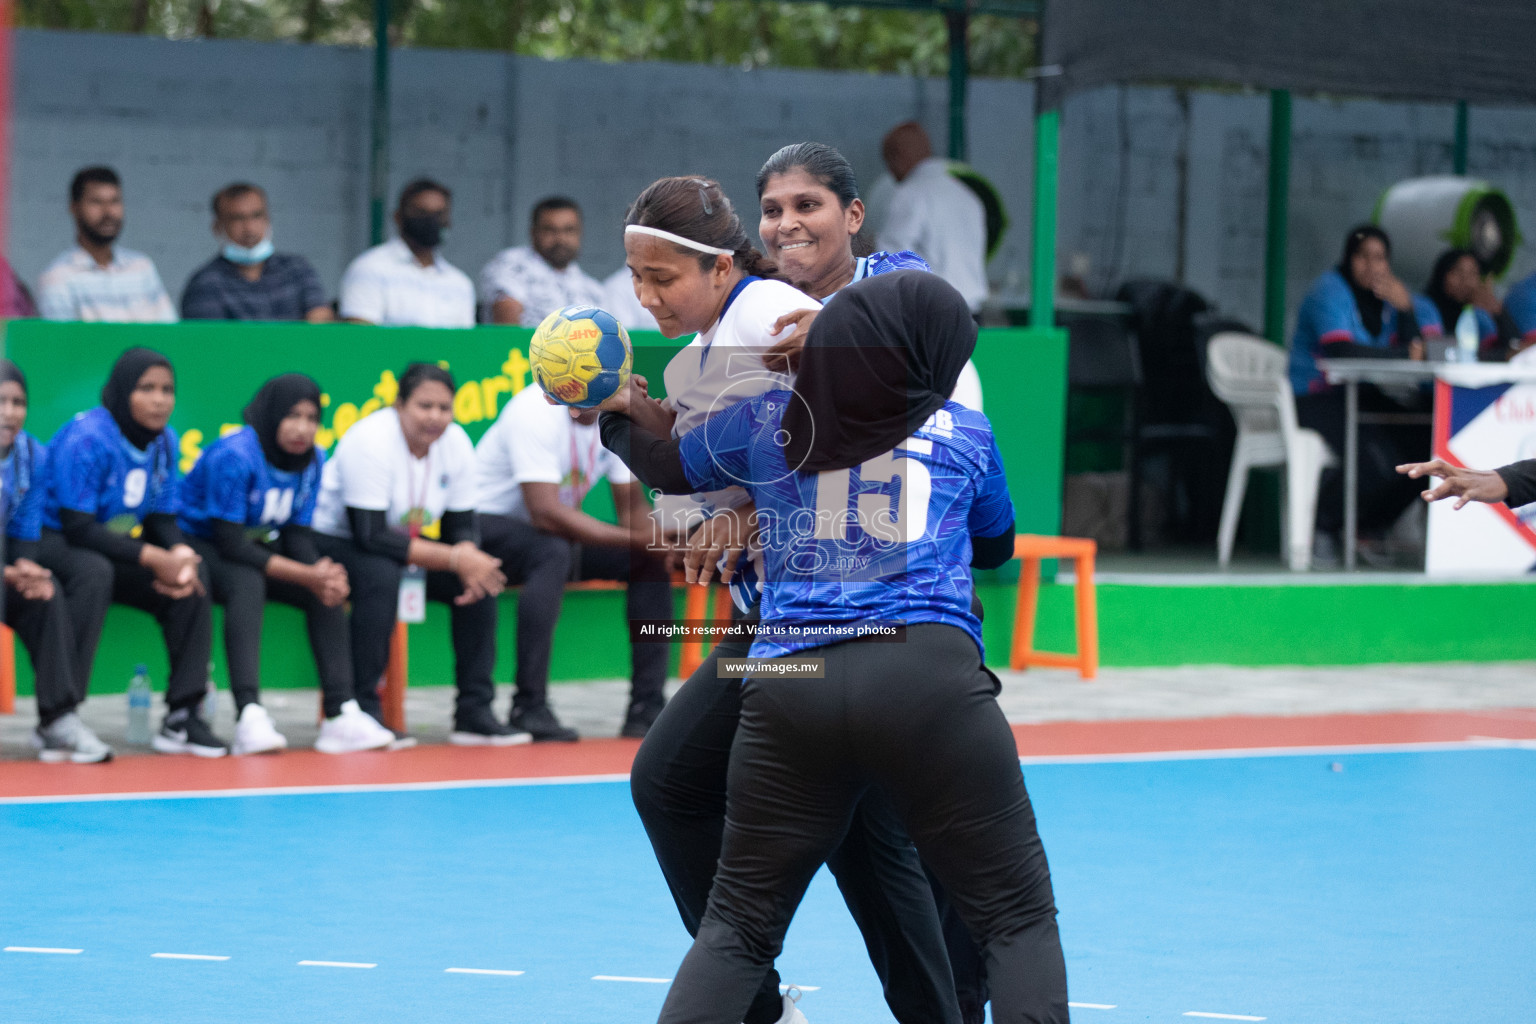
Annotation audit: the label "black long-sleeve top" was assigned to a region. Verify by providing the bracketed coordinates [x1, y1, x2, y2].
[1497, 459, 1536, 508]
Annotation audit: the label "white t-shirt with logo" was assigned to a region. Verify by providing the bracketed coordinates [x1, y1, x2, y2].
[475, 384, 633, 522]
[312, 407, 479, 539]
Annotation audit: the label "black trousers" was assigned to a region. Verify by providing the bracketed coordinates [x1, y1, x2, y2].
[314, 533, 496, 724]
[480, 513, 670, 714]
[656, 624, 1068, 1024]
[631, 607, 963, 1024]
[36, 529, 214, 714]
[4, 582, 82, 726]
[1296, 386, 1429, 536]
[187, 537, 357, 718]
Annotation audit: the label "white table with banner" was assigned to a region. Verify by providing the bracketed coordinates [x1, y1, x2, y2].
[1423, 361, 1536, 576]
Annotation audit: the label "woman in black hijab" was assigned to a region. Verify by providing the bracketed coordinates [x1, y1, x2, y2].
[37, 347, 221, 755]
[178, 374, 390, 755]
[601, 271, 1067, 1024]
[1289, 227, 1434, 559]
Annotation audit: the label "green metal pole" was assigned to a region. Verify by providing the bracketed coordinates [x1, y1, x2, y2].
[946, 9, 969, 161]
[1452, 100, 1469, 175]
[369, 0, 391, 246]
[1030, 107, 1059, 330]
[1263, 89, 1291, 346]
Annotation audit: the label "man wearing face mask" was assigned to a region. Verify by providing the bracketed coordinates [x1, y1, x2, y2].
[182, 183, 332, 322]
[339, 178, 475, 328]
[37, 166, 177, 323]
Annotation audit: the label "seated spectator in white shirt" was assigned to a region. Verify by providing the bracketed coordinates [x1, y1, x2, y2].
[338, 178, 474, 328]
[875, 123, 989, 311]
[602, 265, 660, 333]
[475, 384, 671, 741]
[479, 197, 607, 326]
[182, 183, 334, 323]
[37, 166, 177, 323]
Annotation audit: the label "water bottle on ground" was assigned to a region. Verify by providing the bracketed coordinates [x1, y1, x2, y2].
[202, 661, 218, 722]
[127, 664, 152, 744]
[1455, 305, 1480, 362]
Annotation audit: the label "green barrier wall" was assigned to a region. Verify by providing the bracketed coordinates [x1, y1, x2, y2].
[3, 321, 1070, 695]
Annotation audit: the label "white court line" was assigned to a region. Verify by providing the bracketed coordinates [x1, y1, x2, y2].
[0, 772, 632, 806]
[298, 960, 376, 969]
[1184, 1013, 1266, 1021]
[1016, 738, 1532, 766]
[780, 985, 821, 992]
[445, 967, 524, 976]
[5, 946, 82, 954]
[594, 975, 671, 983]
[7, 739, 1531, 806]
[151, 953, 229, 961]
[1068, 1003, 1117, 1010]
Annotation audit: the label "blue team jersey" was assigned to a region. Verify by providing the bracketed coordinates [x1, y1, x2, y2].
[718, 247, 938, 613]
[178, 426, 324, 542]
[680, 391, 1014, 660]
[852, 250, 931, 283]
[1288, 269, 1443, 395]
[1504, 272, 1536, 345]
[41, 406, 182, 534]
[2, 430, 46, 543]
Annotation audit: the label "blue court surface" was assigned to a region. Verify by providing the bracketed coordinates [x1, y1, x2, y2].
[3, 746, 1533, 1023]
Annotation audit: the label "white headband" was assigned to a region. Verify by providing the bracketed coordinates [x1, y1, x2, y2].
[625, 224, 734, 256]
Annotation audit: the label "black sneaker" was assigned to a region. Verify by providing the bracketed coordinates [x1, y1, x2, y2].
[620, 701, 663, 740]
[510, 704, 579, 743]
[450, 707, 531, 747]
[152, 709, 229, 758]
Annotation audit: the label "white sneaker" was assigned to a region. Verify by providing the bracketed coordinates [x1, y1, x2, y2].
[774, 988, 809, 1024]
[32, 712, 114, 764]
[232, 703, 288, 756]
[315, 700, 396, 754]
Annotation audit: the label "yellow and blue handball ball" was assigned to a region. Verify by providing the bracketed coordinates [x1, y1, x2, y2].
[529, 304, 633, 408]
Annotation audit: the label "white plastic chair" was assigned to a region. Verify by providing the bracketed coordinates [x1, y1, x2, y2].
[1205, 332, 1338, 571]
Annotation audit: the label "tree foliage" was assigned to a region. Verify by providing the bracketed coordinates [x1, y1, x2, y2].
[16, 0, 1036, 78]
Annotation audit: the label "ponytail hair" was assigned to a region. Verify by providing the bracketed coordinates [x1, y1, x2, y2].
[624, 176, 781, 281]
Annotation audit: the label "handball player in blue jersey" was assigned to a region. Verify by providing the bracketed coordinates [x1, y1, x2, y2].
[1, 360, 112, 762]
[179, 374, 393, 755]
[619, 171, 964, 1024]
[602, 270, 1067, 1024]
[755, 141, 982, 411]
[36, 348, 222, 756]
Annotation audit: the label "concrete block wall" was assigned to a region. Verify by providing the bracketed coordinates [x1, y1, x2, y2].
[10, 28, 1536, 334]
[7, 29, 1035, 310]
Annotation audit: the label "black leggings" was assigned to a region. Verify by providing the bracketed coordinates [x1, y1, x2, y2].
[35, 529, 214, 714]
[186, 538, 357, 718]
[314, 534, 496, 724]
[656, 624, 1068, 1024]
[631, 608, 964, 1024]
[5, 582, 82, 727]
[1296, 386, 1429, 536]
[479, 512, 670, 714]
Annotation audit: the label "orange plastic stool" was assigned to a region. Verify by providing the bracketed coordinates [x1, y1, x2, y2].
[1010, 535, 1099, 680]
[677, 582, 731, 679]
[0, 624, 15, 714]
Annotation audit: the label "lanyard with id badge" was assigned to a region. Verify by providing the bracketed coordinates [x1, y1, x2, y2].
[397, 454, 431, 624]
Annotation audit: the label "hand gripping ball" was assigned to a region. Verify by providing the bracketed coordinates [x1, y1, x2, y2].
[529, 304, 634, 408]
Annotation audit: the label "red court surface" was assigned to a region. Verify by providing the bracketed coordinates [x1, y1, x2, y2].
[4, 707, 1535, 800]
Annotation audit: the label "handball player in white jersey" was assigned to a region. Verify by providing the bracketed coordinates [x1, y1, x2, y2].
[617, 174, 965, 1024]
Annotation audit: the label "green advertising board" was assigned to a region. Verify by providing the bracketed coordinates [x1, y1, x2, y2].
[2, 320, 1068, 693]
